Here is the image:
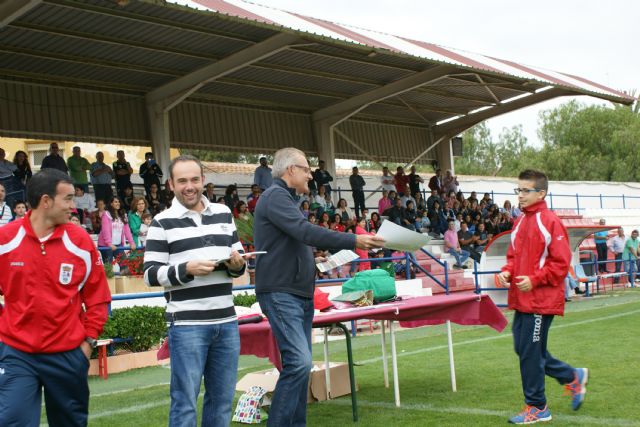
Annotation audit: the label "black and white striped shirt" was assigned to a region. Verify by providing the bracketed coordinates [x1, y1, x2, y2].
[143, 196, 244, 325]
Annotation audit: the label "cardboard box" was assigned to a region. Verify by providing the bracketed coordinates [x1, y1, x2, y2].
[236, 361, 357, 404]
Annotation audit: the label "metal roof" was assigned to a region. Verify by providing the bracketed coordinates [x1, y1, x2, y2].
[0, 0, 634, 162]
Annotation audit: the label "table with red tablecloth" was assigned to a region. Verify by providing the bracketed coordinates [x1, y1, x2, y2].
[239, 293, 507, 421]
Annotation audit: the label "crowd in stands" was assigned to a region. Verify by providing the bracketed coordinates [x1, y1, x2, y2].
[5, 146, 636, 282]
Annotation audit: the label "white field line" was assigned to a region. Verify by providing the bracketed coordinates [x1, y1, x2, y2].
[322, 399, 640, 427]
[42, 305, 639, 426]
[357, 307, 640, 365]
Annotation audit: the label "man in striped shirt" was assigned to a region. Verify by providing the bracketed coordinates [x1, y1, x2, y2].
[143, 155, 245, 427]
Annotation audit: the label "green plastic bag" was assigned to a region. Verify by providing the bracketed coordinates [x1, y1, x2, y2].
[342, 269, 396, 303]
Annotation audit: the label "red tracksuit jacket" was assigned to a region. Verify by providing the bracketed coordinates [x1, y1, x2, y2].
[501, 200, 571, 315]
[0, 212, 111, 353]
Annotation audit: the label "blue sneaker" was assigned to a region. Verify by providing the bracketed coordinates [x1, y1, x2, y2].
[564, 368, 589, 410]
[508, 405, 552, 424]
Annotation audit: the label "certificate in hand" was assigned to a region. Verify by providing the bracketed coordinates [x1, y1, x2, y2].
[376, 220, 431, 251]
[316, 250, 359, 273]
[213, 251, 268, 264]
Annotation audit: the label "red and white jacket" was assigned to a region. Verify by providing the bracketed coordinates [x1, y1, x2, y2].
[502, 200, 571, 315]
[0, 212, 111, 353]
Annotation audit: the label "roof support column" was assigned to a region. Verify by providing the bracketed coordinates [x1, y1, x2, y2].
[147, 102, 171, 179]
[312, 120, 336, 179]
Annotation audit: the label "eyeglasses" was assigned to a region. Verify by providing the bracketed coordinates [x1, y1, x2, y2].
[513, 188, 543, 195]
[292, 164, 312, 174]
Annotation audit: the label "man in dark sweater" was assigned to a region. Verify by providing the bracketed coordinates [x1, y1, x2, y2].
[253, 148, 384, 427]
[349, 166, 366, 219]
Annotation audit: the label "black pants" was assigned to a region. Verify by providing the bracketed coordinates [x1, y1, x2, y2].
[595, 242, 608, 272]
[93, 183, 113, 203]
[613, 253, 623, 283]
[0, 342, 90, 427]
[512, 311, 575, 408]
[352, 190, 365, 219]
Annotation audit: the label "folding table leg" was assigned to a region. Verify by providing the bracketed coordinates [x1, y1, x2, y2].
[446, 320, 457, 392]
[381, 320, 389, 388]
[333, 323, 358, 422]
[389, 320, 400, 407]
[323, 327, 332, 400]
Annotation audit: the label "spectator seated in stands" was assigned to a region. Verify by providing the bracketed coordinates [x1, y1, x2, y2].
[145, 183, 165, 216]
[335, 198, 354, 225]
[503, 199, 521, 218]
[127, 196, 148, 247]
[498, 211, 513, 233]
[426, 189, 442, 212]
[203, 182, 217, 203]
[428, 200, 447, 236]
[223, 184, 239, 211]
[400, 185, 416, 210]
[307, 213, 317, 225]
[317, 212, 330, 228]
[12, 200, 27, 222]
[444, 219, 470, 269]
[354, 217, 374, 272]
[367, 211, 381, 232]
[413, 191, 427, 214]
[467, 191, 478, 204]
[247, 184, 261, 213]
[401, 200, 419, 231]
[160, 178, 174, 209]
[384, 197, 404, 226]
[378, 189, 392, 215]
[72, 185, 96, 225]
[138, 213, 152, 247]
[300, 200, 310, 219]
[464, 214, 475, 233]
[416, 211, 430, 232]
[474, 222, 490, 252]
[0, 182, 12, 226]
[458, 222, 480, 263]
[330, 213, 346, 232]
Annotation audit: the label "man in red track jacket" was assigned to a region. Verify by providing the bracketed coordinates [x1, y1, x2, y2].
[0, 169, 111, 427]
[498, 170, 588, 425]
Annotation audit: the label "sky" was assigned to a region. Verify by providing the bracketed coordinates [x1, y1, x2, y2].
[173, 0, 638, 148]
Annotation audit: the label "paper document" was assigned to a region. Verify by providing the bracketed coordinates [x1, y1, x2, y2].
[316, 250, 359, 273]
[376, 220, 431, 252]
[214, 251, 267, 264]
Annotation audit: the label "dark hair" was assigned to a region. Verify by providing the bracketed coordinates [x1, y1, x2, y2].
[141, 213, 153, 221]
[27, 169, 73, 209]
[74, 184, 84, 192]
[225, 184, 237, 196]
[518, 169, 548, 193]
[13, 200, 26, 208]
[168, 154, 204, 180]
[106, 197, 126, 223]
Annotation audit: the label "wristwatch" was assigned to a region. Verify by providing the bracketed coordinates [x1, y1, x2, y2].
[85, 337, 98, 348]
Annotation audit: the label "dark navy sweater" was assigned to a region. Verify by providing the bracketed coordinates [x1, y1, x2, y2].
[253, 178, 356, 298]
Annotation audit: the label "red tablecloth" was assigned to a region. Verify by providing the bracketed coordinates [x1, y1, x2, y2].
[239, 294, 507, 370]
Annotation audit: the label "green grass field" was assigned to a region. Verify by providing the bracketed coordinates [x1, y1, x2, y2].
[48, 290, 640, 426]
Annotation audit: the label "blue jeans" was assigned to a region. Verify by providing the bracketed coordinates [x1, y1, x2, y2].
[625, 259, 637, 285]
[257, 292, 314, 427]
[168, 322, 240, 427]
[448, 248, 470, 267]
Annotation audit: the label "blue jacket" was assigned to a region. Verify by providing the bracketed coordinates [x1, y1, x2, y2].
[254, 178, 356, 298]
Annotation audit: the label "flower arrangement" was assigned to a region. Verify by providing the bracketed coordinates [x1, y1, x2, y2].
[114, 250, 145, 276]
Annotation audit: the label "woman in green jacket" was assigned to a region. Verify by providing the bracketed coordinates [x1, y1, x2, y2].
[128, 196, 148, 247]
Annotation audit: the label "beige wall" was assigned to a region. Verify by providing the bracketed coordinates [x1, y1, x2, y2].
[1, 137, 180, 170]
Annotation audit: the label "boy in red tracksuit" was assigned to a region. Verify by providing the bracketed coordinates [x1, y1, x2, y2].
[498, 170, 588, 425]
[0, 169, 111, 427]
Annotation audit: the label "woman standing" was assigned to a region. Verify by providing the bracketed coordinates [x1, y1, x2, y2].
[128, 196, 148, 247]
[98, 197, 135, 264]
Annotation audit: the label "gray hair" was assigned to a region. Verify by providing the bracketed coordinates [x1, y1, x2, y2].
[272, 147, 306, 178]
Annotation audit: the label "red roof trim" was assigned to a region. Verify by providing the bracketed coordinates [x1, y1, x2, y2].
[558, 72, 633, 100]
[400, 37, 504, 75]
[193, 0, 275, 25]
[290, 13, 399, 52]
[487, 56, 579, 90]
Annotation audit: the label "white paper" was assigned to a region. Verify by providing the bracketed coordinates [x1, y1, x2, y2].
[316, 249, 359, 273]
[376, 220, 431, 252]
